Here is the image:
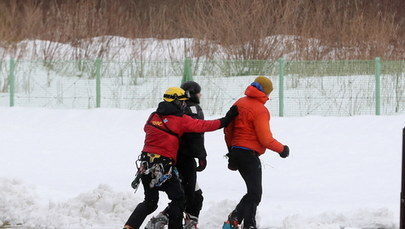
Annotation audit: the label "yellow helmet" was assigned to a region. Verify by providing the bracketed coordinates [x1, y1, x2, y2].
[163, 87, 190, 102]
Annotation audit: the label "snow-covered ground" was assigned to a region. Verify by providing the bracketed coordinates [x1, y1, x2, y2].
[1, 107, 404, 228]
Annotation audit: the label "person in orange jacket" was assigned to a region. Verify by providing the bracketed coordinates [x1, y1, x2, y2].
[223, 76, 290, 229]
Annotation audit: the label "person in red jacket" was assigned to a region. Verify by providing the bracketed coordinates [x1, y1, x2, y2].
[123, 87, 238, 229]
[223, 76, 289, 229]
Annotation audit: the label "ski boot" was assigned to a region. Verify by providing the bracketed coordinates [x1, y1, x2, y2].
[222, 210, 240, 229]
[144, 212, 169, 229]
[222, 221, 239, 229]
[184, 213, 198, 229]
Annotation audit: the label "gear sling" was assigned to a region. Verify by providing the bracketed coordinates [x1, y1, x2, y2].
[131, 112, 179, 192]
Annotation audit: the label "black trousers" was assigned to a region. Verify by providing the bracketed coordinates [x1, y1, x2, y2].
[173, 153, 204, 217]
[228, 148, 262, 228]
[125, 172, 185, 229]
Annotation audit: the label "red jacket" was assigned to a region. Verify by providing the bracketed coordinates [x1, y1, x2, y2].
[142, 102, 221, 161]
[224, 85, 284, 155]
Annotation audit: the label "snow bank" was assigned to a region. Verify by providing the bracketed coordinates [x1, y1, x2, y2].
[0, 178, 138, 228]
[0, 34, 377, 61]
[0, 35, 316, 61]
[1, 107, 404, 228]
[281, 209, 395, 229]
[0, 178, 396, 229]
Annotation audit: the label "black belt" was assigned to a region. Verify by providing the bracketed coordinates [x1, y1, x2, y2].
[141, 152, 173, 165]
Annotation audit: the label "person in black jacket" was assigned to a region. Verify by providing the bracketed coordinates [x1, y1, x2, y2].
[178, 81, 206, 229]
[144, 81, 207, 229]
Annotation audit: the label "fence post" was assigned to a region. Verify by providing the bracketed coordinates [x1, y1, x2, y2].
[278, 57, 285, 117]
[375, 57, 381, 115]
[181, 58, 193, 84]
[95, 58, 102, 108]
[9, 59, 15, 107]
[401, 127, 405, 229]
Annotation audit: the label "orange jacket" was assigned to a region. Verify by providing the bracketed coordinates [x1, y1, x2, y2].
[224, 85, 284, 155]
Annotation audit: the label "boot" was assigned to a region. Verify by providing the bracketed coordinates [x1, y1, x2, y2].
[184, 213, 198, 229]
[222, 221, 238, 229]
[144, 212, 169, 229]
[222, 210, 240, 229]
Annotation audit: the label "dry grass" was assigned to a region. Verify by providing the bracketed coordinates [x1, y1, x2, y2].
[0, 0, 404, 60]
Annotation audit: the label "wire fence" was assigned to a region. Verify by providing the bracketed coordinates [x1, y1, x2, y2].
[0, 58, 404, 116]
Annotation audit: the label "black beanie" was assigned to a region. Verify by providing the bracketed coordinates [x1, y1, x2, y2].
[181, 81, 201, 104]
[181, 81, 201, 95]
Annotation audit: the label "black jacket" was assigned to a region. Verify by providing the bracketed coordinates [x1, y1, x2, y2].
[177, 100, 207, 159]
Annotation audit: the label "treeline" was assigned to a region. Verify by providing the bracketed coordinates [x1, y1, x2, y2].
[0, 0, 404, 60]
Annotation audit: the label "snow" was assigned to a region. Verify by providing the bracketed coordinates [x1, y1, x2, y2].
[1, 36, 210, 61]
[0, 178, 139, 229]
[0, 35, 354, 61]
[1, 107, 404, 229]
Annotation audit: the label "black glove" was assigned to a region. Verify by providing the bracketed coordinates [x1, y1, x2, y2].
[226, 152, 238, 171]
[279, 145, 289, 158]
[220, 105, 239, 128]
[196, 157, 207, 172]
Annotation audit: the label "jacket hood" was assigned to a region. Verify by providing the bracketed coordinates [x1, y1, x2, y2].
[188, 94, 200, 104]
[244, 85, 269, 104]
[156, 101, 184, 116]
